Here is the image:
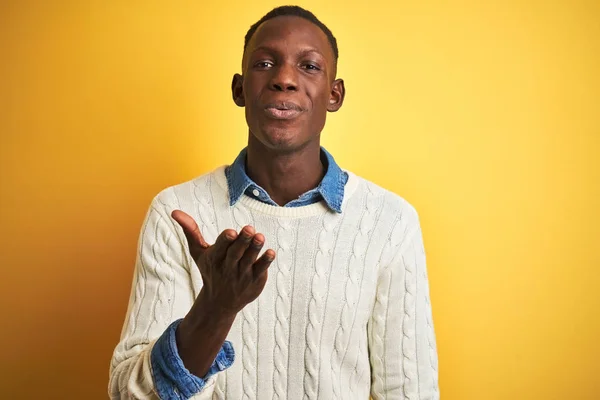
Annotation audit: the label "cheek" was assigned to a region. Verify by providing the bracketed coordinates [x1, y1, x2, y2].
[306, 83, 327, 106]
[308, 90, 330, 118]
[317, 81, 333, 104]
[243, 78, 262, 105]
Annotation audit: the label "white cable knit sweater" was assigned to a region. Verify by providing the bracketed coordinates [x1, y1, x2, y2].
[109, 166, 439, 399]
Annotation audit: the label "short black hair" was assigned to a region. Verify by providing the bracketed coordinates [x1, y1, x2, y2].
[244, 5, 339, 62]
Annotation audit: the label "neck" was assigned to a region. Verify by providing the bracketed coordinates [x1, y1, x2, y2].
[245, 137, 325, 206]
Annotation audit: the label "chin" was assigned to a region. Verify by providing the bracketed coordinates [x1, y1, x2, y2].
[255, 124, 307, 152]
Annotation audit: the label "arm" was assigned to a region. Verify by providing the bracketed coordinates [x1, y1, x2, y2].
[369, 208, 439, 400]
[108, 199, 230, 399]
[109, 194, 275, 399]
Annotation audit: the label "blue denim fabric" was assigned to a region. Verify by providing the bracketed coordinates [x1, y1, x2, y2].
[150, 319, 235, 399]
[225, 147, 348, 213]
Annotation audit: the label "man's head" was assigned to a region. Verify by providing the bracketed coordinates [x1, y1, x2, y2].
[243, 6, 339, 67]
[232, 6, 345, 153]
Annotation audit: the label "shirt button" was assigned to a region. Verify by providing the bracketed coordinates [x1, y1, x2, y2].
[252, 189, 260, 197]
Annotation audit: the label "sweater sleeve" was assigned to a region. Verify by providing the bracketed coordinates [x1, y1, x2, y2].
[108, 197, 233, 399]
[368, 209, 439, 400]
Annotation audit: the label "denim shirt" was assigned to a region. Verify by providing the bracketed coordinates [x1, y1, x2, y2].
[150, 147, 347, 399]
[226, 147, 348, 213]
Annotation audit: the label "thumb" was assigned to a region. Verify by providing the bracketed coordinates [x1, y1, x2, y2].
[171, 210, 209, 259]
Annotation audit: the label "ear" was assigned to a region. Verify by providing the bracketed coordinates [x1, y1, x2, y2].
[327, 78, 345, 112]
[231, 73, 245, 107]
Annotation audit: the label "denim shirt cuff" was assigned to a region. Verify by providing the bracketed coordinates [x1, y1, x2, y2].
[150, 318, 235, 399]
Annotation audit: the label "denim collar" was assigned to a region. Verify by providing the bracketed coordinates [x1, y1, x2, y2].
[225, 147, 347, 213]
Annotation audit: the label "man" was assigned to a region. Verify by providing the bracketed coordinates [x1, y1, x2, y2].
[109, 5, 439, 400]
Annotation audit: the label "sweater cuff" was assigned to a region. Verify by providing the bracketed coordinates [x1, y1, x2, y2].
[150, 319, 235, 399]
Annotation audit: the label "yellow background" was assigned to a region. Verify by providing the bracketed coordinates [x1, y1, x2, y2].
[1, 1, 598, 399]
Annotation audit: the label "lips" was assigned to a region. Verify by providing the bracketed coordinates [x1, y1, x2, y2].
[263, 101, 304, 120]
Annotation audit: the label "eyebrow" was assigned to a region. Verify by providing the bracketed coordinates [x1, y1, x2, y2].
[251, 46, 326, 59]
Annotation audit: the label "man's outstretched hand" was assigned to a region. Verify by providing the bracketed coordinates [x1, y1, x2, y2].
[170, 210, 276, 378]
[171, 209, 276, 316]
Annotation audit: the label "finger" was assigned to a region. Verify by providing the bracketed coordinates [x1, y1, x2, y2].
[171, 210, 209, 248]
[225, 226, 255, 266]
[252, 249, 276, 279]
[210, 228, 239, 262]
[238, 232, 264, 272]
[171, 210, 209, 259]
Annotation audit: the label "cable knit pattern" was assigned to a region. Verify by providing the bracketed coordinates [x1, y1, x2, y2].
[108, 166, 439, 400]
[141, 223, 176, 340]
[369, 262, 392, 398]
[194, 173, 219, 243]
[303, 211, 340, 399]
[398, 213, 426, 400]
[124, 214, 153, 351]
[330, 186, 376, 399]
[401, 251, 418, 399]
[345, 185, 385, 395]
[424, 272, 439, 396]
[213, 379, 226, 400]
[369, 214, 404, 399]
[231, 202, 259, 400]
[272, 218, 295, 400]
[414, 224, 439, 398]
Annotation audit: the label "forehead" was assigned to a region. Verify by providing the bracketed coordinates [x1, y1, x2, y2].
[246, 15, 333, 60]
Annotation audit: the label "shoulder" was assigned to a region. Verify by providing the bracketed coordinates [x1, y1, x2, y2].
[347, 172, 425, 266]
[149, 166, 228, 214]
[345, 170, 421, 225]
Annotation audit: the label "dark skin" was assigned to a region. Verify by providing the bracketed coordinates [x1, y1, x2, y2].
[234, 15, 345, 205]
[173, 15, 345, 377]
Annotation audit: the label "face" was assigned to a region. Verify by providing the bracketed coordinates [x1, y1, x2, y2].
[232, 16, 345, 152]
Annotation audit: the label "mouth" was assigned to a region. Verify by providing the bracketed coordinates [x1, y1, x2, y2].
[263, 102, 304, 120]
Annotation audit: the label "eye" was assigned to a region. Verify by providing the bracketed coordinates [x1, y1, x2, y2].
[254, 61, 274, 69]
[302, 63, 321, 71]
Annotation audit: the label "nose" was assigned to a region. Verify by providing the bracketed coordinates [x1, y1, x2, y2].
[269, 63, 298, 92]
